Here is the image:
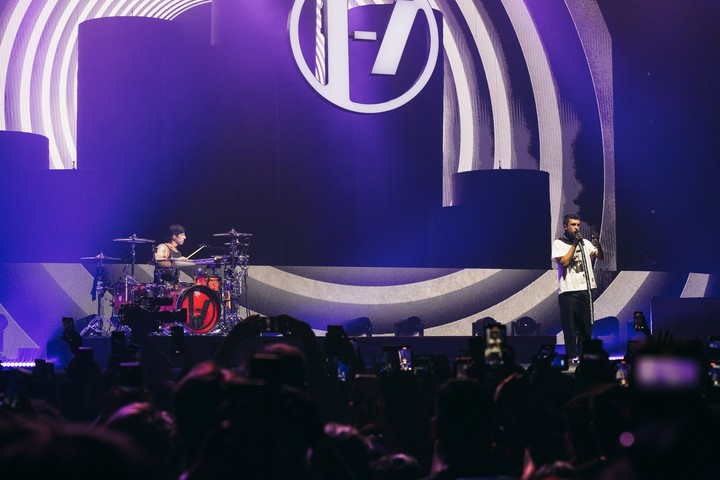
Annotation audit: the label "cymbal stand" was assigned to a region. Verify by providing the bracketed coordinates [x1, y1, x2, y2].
[120, 263, 142, 305]
[80, 278, 112, 337]
[129, 240, 137, 278]
[117, 239, 140, 302]
[219, 235, 251, 333]
[151, 244, 162, 285]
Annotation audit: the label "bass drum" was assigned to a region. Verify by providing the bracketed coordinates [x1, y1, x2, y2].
[165, 285, 220, 334]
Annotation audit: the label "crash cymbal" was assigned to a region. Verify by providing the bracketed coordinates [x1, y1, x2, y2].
[80, 253, 123, 261]
[113, 234, 155, 244]
[213, 228, 252, 238]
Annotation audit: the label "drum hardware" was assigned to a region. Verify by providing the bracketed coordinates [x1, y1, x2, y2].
[155, 258, 197, 268]
[211, 228, 252, 333]
[113, 234, 155, 244]
[192, 256, 228, 266]
[114, 233, 155, 278]
[212, 229, 253, 239]
[155, 257, 229, 268]
[79, 279, 113, 337]
[114, 254, 149, 315]
[107, 229, 253, 337]
[80, 253, 122, 261]
[88, 234, 153, 324]
[112, 276, 148, 317]
[79, 254, 116, 337]
[115, 233, 156, 334]
[119, 299, 185, 340]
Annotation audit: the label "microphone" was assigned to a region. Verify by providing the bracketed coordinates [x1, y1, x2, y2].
[574, 231, 584, 248]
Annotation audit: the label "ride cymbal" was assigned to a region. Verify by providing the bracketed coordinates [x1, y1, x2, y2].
[80, 253, 122, 261]
[212, 228, 252, 238]
[113, 234, 155, 243]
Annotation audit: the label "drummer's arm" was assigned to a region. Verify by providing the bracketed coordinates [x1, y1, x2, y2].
[155, 244, 169, 261]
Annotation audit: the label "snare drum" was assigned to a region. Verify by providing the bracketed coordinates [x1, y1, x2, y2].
[194, 274, 221, 292]
[164, 285, 220, 334]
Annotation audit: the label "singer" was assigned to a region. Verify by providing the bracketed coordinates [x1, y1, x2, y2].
[552, 213, 604, 360]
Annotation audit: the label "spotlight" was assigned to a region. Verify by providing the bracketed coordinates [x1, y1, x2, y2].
[342, 317, 373, 337]
[472, 316, 498, 336]
[511, 316, 539, 336]
[394, 316, 424, 336]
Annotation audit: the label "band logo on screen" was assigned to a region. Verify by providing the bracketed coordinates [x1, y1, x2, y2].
[289, 0, 439, 114]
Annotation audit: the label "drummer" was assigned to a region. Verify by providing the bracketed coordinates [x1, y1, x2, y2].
[154, 224, 189, 285]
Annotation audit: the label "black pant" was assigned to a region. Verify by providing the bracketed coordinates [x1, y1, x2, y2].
[558, 290, 592, 358]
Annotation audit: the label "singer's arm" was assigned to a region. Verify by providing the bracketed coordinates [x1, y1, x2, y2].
[556, 233, 582, 267]
[556, 243, 577, 267]
[591, 238, 605, 260]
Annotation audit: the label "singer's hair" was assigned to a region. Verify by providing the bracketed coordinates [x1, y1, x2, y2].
[562, 213, 580, 226]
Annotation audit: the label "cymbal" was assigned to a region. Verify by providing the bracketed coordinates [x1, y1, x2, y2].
[193, 256, 227, 265]
[156, 258, 196, 268]
[113, 234, 155, 244]
[80, 253, 122, 261]
[213, 228, 252, 238]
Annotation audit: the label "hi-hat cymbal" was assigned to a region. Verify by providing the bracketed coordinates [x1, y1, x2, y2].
[213, 228, 252, 238]
[113, 234, 155, 244]
[80, 253, 122, 261]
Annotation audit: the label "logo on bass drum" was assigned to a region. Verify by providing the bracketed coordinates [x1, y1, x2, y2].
[289, 0, 440, 114]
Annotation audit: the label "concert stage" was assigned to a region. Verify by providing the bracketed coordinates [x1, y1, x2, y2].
[3, 262, 719, 369]
[80, 334, 557, 372]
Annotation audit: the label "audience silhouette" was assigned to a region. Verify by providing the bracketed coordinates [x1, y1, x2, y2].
[2, 315, 720, 480]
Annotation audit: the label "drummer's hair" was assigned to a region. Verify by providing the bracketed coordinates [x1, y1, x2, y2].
[168, 224, 185, 238]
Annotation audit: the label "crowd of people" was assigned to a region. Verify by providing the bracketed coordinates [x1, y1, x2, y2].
[1, 311, 719, 479]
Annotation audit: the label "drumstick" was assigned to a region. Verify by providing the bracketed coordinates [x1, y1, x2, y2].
[186, 245, 206, 259]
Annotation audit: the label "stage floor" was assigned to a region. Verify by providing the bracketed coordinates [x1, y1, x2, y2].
[2, 262, 718, 366]
[75, 333, 557, 372]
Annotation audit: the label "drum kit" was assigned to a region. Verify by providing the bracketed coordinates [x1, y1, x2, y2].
[79, 229, 252, 337]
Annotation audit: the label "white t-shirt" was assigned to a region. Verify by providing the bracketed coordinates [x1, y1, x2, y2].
[552, 238, 597, 293]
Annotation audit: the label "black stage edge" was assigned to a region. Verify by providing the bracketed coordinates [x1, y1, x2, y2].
[84, 335, 556, 369]
[651, 297, 720, 341]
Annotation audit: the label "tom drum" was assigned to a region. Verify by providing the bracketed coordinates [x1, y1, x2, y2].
[194, 273, 221, 292]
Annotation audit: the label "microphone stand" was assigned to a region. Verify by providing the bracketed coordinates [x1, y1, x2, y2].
[576, 237, 595, 325]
